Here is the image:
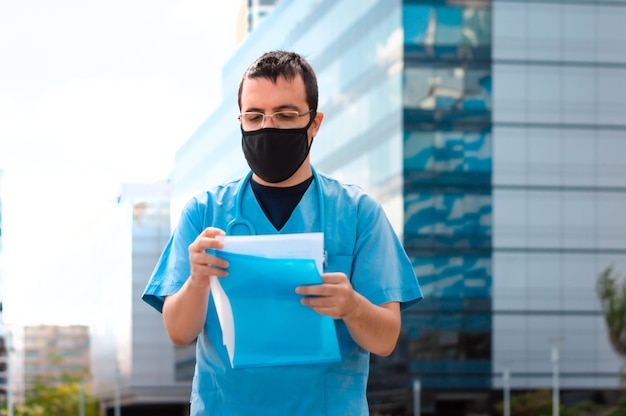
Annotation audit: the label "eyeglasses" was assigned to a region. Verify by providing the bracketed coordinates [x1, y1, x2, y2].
[238, 109, 313, 130]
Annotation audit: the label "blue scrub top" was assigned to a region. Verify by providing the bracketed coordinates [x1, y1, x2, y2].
[142, 170, 423, 415]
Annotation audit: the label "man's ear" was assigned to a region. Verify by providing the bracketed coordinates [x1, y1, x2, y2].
[310, 111, 324, 137]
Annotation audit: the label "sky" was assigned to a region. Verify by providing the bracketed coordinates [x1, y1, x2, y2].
[0, 0, 241, 325]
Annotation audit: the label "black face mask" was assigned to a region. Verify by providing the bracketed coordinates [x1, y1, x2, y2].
[241, 116, 315, 183]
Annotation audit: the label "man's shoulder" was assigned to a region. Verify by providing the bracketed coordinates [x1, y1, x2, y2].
[316, 171, 378, 208]
[186, 176, 246, 207]
[317, 171, 365, 194]
[213, 176, 245, 195]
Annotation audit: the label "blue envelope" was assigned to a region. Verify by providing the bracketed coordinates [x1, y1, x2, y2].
[212, 250, 341, 368]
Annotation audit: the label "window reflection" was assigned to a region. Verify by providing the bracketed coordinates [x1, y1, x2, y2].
[404, 4, 491, 47]
[409, 330, 491, 360]
[404, 67, 491, 111]
[401, 0, 494, 395]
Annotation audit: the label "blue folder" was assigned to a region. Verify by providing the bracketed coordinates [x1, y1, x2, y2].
[213, 250, 341, 368]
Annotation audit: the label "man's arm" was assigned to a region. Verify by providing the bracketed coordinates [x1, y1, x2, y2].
[296, 272, 401, 356]
[162, 281, 210, 346]
[342, 297, 400, 356]
[162, 227, 229, 346]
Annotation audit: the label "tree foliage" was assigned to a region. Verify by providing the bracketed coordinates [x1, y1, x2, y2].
[493, 389, 626, 416]
[494, 389, 562, 416]
[6, 373, 99, 416]
[607, 395, 626, 416]
[596, 265, 626, 360]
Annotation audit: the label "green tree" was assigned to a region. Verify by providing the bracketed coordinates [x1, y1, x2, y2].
[8, 373, 99, 416]
[493, 390, 619, 416]
[596, 264, 626, 373]
[494, 389, 563, 416]
[562, 400, 604, 416]
[606, 395, 626, 416]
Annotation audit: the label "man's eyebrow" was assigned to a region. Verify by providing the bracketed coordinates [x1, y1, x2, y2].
[243, 104, 300, 113]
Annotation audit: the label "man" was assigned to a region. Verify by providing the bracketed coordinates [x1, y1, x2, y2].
[142, 50, 422, 415]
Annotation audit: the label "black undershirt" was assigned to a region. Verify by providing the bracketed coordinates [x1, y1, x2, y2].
[250, 176, 314, 231]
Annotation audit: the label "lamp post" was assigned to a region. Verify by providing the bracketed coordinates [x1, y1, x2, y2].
[503, 368, 510, 416]
[551, 343, 560, 416]
[412, 379, 421, 416]
[548, 337, 563, 416]
[79, 380, 85, 416]
[7, 362, 12, 416]
[114, 364, 121, 416]
[6, 330, 13, 416]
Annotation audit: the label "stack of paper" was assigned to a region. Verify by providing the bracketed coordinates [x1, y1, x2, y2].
[209, 233, 341, 368]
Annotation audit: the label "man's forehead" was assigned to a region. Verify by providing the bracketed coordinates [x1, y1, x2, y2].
[241, 75, 307, 105]
[242, 73, 303, 88]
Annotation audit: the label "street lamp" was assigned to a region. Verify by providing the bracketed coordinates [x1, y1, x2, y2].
[6, 330, 13, 416]
[549, 337, 563, 416]
[412, 379, 421, 416]
[502, 368, 510, 416]
[114, 364, 121, 416]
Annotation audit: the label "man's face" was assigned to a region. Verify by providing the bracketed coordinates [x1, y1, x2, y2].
[240, 75, 321, 136]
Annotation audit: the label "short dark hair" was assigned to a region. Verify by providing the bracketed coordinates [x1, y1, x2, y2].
[238, 50, 318, 112]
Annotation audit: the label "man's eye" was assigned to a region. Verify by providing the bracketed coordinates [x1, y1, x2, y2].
[275, 112, 297, 121]
[246, 114, 263, 123]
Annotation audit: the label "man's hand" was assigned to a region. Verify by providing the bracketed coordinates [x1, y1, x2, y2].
[295, 272, 359, 319]
[163, 227, 229, 346]
[187, 227, 230, 288]
[296, 273, 401, 356]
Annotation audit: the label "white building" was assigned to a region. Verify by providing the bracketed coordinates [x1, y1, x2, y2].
[90, 181, 191, 415]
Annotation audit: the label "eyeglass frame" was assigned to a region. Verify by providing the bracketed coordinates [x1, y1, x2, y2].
[237, 109, 315, 130]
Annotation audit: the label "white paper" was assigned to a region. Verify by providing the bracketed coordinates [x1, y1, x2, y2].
[209, 275, 234, 362]
[217, 232, 324, 273]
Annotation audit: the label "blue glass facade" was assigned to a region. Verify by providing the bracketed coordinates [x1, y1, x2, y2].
[402, 1, 493, 393]
[170, 0, 626, 414]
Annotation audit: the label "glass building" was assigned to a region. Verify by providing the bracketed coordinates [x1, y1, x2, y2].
[22, 325, 90, 389]
[169, 0, 626, 414]
[91, 182, 191, 416]
[239, 0, 281, 33]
